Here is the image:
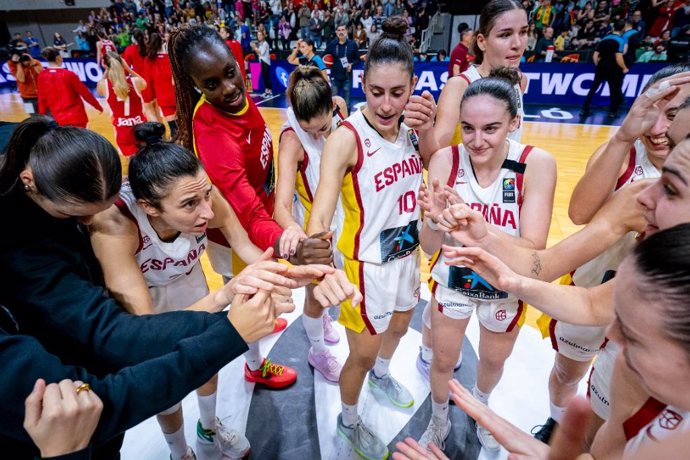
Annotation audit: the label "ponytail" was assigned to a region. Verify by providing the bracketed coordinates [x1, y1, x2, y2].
[104, 52, 130, 100]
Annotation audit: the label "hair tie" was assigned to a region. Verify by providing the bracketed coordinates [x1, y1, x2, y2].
[46, 120, 59, 131]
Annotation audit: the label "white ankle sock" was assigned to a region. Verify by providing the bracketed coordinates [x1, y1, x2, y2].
[549, 401, 567, 423]
[341, 402, 358, 428]
[372, 356, 391, 378]
[163, 425, 188, 459]
[472, 386, 490, 405]
[197, 392, 217, 431]
[431, 399, 449, 425]
[421, 344, 433, 363]
[303, 313, 326, 352]
[244, 342, 263, 371]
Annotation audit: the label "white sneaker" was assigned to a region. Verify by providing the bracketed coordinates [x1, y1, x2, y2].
[476, 425, 500, 452]
[197, 418, 250, 459]
[419, 417, 451, 451]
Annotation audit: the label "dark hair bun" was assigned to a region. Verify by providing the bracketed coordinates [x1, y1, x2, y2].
[488, 66, 521, 86]
[134, 122, 166, 146]
[381, 16, 408, 40]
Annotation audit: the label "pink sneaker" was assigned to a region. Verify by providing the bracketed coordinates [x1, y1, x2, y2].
[323, 313, 340, 344]
[308, 347, 342, 383]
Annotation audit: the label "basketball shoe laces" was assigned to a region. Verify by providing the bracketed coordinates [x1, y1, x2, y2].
[260, 358, 285, 378]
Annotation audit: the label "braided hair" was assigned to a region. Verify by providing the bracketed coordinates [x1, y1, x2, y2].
[168, 25, 237, 151]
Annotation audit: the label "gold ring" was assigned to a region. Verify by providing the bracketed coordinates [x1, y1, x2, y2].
[75, 383, 91, 394]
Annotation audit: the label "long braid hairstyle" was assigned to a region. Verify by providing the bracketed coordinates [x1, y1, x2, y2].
[168, 25, 236, 151]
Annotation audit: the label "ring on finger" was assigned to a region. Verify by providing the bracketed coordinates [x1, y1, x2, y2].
[76, 383, 91, 394]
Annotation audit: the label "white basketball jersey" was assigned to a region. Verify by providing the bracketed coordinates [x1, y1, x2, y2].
[336, 109, 422, 264]
[431, 140, 532, 300]
[624, 399, 690, 456]
[566, 142, 660, 304]
[116, 182, 208, 288]
[281, 105, 345, 229]
[461, 65, 525, 142]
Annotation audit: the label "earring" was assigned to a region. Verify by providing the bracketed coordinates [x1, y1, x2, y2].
[23, 183, 31, 193]
[194, 86, 202, 94]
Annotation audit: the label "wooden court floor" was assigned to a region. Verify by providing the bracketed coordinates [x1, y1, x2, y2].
[0, 92, 617, 327]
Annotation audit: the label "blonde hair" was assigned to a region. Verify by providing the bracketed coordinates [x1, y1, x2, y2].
[105, 52, 130, 100]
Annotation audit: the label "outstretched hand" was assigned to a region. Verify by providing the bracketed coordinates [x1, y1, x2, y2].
[228, 288, 293, 343]
[404, 90, 436, 131]
[448, 379, 590, 460]
[437, 203, 489, 246]
[442, 245, 522, 292]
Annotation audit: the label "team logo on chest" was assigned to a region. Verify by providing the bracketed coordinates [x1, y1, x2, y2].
[503, 177, 516, 203]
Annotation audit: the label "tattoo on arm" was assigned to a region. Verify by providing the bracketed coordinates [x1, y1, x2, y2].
[530, 251, 542, 277]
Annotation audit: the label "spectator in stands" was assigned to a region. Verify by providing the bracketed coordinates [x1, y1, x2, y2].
[10, 33, 28, 54]
[353, 22, 368, 48]
[672, 0, 690, 37]
[361, 8, 374, 32]
[299, 3, 311, 39]
[8, 52, 43, 115]
[535, 26, 555, 60]
[580, 19, 628, 118]
[534, 0, 556, 34]
[309, 7, 324, 49]
[278, 14, 293, 50]
[323, 10, 335, 43]
[593, 0, 612, 28]
[667, 24, 690, 61]
[288, 38, 328, 78]
[650, 0, 675, 37]
[52, 32, 69, 58]
[554, 28, 569, 50]
[432, 48, 448, 61]
[637, 42, 668, 61]
[527, 22, 538, 51]
[448, 25, 473, 76]
[25, 32, 40, 58]
[368, 23, 381, 44]
[75, 32, 91, 52]
[631, 9, 647, 34]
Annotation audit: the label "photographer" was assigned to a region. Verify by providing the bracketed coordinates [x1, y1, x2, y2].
[7, 52, 43, 115]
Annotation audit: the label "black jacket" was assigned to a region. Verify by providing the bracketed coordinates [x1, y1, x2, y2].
[0, 183, 249, 458]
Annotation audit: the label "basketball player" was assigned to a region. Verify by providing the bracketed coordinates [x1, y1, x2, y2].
[411, 0, 530, 381]
[97, 52, 147, 157]
[37, 47, 103, 128]
[417, 69, 556, 453]
[306, 17, 423, 459]
[532, 64, 690, 445]
[95, 27, 117, 69]
[168, 25, 346, 390]
[274, 65, 349, 383]
[143, 33, 177, 139]
[90, 128, 343, 459]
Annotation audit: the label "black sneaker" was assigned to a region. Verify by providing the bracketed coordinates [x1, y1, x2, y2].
[531, 417, 558, 444]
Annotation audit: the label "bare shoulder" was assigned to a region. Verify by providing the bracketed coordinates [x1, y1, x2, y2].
[90, 204, 137, 237]
[332, 96, 348, 117]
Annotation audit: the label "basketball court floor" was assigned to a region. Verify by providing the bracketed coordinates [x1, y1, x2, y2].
[0, 90, 620, 459]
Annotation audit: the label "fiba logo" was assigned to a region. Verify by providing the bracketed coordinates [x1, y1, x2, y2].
[495, 309, 507, 321]
[658, 409, 683, 430]
[275, 67, 290, 88]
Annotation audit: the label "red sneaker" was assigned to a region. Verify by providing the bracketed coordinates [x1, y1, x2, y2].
[272, 318, 288, 334]
[244, 358, 297, 389]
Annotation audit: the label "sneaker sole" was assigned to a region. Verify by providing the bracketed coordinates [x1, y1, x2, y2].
[244, 374, 297, 389]
[324, 335, 340, 344]
[336, 425, 390, 460]
[367, 379, 414, 409]
[307, 354, 340, 383]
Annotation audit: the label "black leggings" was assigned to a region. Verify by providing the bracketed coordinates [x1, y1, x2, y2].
[261, 61, 272, 92]
[583, 66, 624, 113]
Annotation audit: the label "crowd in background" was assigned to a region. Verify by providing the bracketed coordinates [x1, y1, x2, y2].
[518, 0, 690, 63]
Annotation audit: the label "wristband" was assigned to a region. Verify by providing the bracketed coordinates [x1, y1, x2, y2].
[426, 218, 440, 231]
